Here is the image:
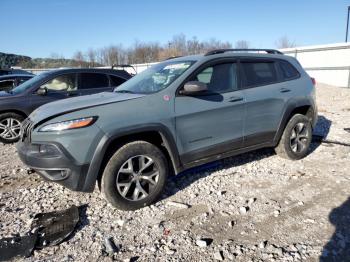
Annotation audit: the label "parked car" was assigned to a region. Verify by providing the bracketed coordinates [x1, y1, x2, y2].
[0, 74, 33, 92]
[0, 68, 131, 143]
[17, 49, 318, 210]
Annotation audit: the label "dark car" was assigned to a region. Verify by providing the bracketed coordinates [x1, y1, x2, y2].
[0, 68, 131, 143]
[0, 74, 34, 92]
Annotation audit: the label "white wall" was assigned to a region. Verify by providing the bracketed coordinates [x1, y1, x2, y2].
[280, 43, 350, 87]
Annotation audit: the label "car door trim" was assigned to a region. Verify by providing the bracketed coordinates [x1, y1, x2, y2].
[180, 137, 243, 165]
[181, 140, 273, 170]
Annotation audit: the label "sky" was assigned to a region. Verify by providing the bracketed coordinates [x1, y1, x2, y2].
[1, 0, 349, 58]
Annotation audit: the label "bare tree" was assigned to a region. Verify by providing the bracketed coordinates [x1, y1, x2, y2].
[70, 34, 236, 66]
[235, 40, 250, 49]
[171, 34, 187, 55]
[275, 36, 296, 49]
[87, 48, 96, 67]
[72, 51, 85, 67]
[95, 49, 105, 65]
[203, 38, 232, 53]
[128, 41, 161, 63]
[107, 46, 119, 65]
[187, 36, 202, 55]
[99, 46, 117, 66]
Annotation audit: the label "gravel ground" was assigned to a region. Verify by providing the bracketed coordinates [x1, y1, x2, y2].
[1, 84, 350, 262]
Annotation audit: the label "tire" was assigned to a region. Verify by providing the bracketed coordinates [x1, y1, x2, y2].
[275, 114, 312, 160]
[101, 141, 168, 210]
[0, 113, 24, 144]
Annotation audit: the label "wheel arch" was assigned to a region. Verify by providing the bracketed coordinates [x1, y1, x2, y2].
[0, 109, 28, 119]
[274, 100, 315, 146]
[81, 124, 181, 192]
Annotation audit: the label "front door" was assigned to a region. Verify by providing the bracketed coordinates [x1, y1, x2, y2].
[175, 61, 245, 164]
[29, 73, 77, 113]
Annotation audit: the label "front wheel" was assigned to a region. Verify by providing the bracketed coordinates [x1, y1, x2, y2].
[101, 141, 168, 210]
[275, 114, 312, 160]
[0, 113, 24, 144]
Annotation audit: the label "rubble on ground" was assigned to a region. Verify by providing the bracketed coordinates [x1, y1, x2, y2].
[0, 84, 349, 261]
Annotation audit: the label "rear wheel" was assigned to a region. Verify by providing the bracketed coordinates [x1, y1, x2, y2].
[101, 141, 168, 210]
[0, 113, 24, 144]
[275, 114, 312, 160]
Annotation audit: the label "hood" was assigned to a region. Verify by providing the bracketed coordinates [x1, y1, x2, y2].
[30, 92, 145, 123]
[0, 91, 14, 97]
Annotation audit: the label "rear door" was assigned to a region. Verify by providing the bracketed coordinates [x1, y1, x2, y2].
[175, 60, 245, 164]
[78, 73, 112, 95]
[29, 73, 77, 112]
[241, 58, 296, 146]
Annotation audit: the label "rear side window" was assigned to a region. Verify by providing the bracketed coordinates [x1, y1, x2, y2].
[110, 75, 126, 87]
[80, 73, 109, 89]
[196, 67, 213, 84]
[241, 61, 278, 88]
[279, 60, 299, 80]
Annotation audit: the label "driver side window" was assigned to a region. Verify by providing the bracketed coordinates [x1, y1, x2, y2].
[41, 74, 77, 92]
[191, 63, 238, 93]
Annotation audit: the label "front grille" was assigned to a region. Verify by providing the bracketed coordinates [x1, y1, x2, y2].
[21, 118, 34, 143]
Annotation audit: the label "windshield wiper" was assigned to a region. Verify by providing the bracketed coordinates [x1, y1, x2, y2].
[115, 90, 135, 94]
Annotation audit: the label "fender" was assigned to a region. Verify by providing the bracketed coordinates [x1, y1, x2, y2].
[81, 123, 181, 192]
[273, 98, 315, 145]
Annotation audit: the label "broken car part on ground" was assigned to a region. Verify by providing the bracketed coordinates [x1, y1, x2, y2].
[0, 206, 79, 261]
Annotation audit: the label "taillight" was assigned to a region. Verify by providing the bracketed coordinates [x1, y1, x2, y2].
[311, 77, 316, 86]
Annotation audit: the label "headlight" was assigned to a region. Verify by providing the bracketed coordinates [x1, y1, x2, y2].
[39, 117, 97, 132]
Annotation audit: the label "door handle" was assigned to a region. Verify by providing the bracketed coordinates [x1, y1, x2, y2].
[280, 88, 291, 93]
[228, 96, 243, 102]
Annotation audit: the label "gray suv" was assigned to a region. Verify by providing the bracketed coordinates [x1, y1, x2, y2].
[17, 49, 318, 210]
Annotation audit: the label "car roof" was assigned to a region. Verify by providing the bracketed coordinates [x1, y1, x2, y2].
[0, 74, 34, 80]
[43, 68, 132, 79]
[168, 50, 291, 64]
[0, 68, 34, 74]
[201, 52, 287, 60]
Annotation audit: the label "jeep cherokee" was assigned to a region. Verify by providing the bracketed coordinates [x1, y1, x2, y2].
[17, 49, 318, 210]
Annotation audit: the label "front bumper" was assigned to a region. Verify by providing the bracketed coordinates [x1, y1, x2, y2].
[17, 141, 90, 191]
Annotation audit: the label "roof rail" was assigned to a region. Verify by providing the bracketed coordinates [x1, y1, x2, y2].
[205, 49, 283, 56]
[164, 56, 183, 60]
[112, 64, 137, 75]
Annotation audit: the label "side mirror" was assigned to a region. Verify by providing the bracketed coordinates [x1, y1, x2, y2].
[180, 81, 208, 95]
[37, 87, 48, 96]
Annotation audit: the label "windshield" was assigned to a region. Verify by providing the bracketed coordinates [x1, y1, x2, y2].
[10, 72, 49, 94]
[115, 60, 195, 94]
